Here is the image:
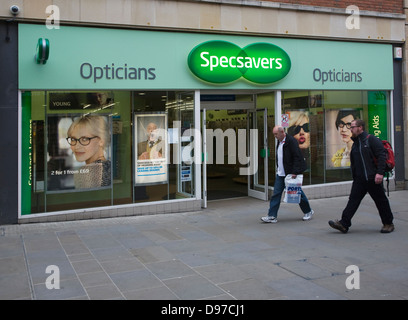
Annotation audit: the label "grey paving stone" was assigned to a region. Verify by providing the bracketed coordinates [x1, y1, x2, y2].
[0, 272, 32, 300]
[163, 274, 225, 300]
[89, 246, 135, 262]
[219, 278, 284, 300]
[33, 278, 87, 300]
[145, 259, 196, 280]
[71, 259, 104, 275]
[99, 258, 145, 274]
[194, 263, 249, 285]
[60, 242, 90, 256]
[85, 283, 123, 300]
[131, 246, 175, 263]
[78, 271, 113, 288]
[0, 256, 28, 275]
[109, 269, 163, 292]
[267, 276, 346, 300]
[123, 286, 179, 300]
[277, 259, 333, 280]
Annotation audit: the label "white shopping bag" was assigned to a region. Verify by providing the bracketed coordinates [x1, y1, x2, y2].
[283, 174, 303, 204]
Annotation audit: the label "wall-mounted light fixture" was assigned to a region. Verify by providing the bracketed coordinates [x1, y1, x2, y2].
[35, 38, 50, 64]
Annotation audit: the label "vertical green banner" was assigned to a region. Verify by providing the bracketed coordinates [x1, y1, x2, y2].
[21, 92, 32, 215]
[367, 91, 388, 140]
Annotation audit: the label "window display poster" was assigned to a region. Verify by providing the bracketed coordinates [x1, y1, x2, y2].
[325, 109, 362, 169]
[286, 110, 310, 169]
[47, 114, 112, 192]
[135, 113, 168, 185]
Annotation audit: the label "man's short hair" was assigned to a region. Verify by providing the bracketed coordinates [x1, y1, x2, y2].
[353, 119, 365, 130]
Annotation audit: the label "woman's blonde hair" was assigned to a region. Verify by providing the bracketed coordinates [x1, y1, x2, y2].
[289, 111, 309, 127]
[67, 115, 110, 148]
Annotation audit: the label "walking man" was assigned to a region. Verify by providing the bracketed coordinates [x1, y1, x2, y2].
[328, 119, 394, 233]
[261, 125, 314, 223]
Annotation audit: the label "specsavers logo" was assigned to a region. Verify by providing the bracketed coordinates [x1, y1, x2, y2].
[188, 41, 291, 84]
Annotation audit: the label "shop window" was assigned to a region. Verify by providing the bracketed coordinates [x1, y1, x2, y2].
[132, 91, 196, 202]
[21, 90, 195, 216]
[282, 91, 320, 185]
[282, 90, 391, 186]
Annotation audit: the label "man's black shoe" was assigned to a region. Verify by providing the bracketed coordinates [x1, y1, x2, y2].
[380, 224, 395, 233]
[328, 220, 348, 233]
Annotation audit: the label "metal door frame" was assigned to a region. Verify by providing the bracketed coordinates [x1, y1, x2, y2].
[247, 108, 268, 201]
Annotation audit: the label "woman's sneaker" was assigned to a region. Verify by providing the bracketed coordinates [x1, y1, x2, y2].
[261, 216, 278, 223]
[302, 210, 314, 221]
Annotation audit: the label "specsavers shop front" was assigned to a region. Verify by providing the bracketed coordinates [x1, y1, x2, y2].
[17, 24, 397, 223]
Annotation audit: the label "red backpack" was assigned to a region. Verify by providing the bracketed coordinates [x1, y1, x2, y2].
[368, 135, 395, 172]
[381, 140, 395, 172]
[368, 135, 395, 196]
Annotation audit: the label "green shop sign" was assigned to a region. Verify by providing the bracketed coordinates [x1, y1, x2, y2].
[19, 24, 394, 90]
[188, 41, 291, 84]
[367, 91, 388, 141]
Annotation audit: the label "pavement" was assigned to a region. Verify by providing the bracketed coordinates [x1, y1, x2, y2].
[1, 190, 408, 301]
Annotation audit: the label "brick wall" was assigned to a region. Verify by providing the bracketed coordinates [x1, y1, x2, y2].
[261, 0, 404, 14]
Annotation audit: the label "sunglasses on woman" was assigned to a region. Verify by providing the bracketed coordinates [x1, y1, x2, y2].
[288, 123, 309, 136]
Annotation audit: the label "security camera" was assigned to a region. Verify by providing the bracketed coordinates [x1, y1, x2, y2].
[10, 5, 20, 15]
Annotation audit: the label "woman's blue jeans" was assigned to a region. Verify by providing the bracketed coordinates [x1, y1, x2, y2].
[268, 175, 311, 218]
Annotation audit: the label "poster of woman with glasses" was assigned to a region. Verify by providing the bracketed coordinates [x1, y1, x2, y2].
[47, 114, 112, 192]
[325, 109, 361, 169]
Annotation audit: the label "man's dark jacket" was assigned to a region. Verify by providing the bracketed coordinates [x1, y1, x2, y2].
[276, 134, 306, 175]
[350, 131, 387, 181]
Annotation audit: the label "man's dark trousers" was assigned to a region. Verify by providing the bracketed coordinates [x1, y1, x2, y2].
[340, 178, 393, 228]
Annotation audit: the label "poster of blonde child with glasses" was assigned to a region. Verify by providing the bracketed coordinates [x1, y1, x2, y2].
[66, 115, 111, 189]
[325, 109, 361, 169]
[46, 114, 112, 192]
